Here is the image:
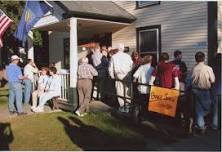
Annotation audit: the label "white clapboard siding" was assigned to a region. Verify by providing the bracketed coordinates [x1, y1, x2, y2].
[112, 1, 208, 71]
[49, 31, 69, 70]
[218, 1, 222, 53]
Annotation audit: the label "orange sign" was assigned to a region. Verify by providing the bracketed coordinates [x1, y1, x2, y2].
[148, 86, 180, 117]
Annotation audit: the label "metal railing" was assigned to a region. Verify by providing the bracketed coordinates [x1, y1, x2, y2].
[92, 77, 186, 109]
[92, 77, 151, 104]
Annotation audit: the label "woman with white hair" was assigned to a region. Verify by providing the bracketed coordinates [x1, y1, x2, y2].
[75, 57, 98, 116]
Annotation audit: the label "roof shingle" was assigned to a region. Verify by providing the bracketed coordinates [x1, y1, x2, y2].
[56, 1, 136, 23]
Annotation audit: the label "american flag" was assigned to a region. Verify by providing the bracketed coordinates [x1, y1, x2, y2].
[0, 9, 12, 48]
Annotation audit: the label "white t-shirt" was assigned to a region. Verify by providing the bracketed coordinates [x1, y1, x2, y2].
[192, 62, 215, 89]
[109, 51, 133, 80]
[91, 50, 102, 67]
[38, 75, 49, 90]
[46, 75, 61, 96]
[133, 63, 154, 94]
[24, 64, 38, 82]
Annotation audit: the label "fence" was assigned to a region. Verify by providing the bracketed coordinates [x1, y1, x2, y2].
[92, 77, 188, 118]
[60, 73, 70, 101]
[92, 77, 155, 104]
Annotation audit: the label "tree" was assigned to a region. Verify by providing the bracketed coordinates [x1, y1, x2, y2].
[0, 1, 43, 66]
[0, 1, 24, 64]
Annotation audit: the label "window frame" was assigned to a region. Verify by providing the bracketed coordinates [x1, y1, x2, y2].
[63, 38, 70, 69]
[136, 1, 160, 9]
[136, 25, 161, 62]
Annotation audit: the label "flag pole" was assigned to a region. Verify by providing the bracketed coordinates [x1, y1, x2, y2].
[43, 0, 53, 8]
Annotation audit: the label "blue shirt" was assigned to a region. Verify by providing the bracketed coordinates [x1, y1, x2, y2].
[6, 63, 23, 83]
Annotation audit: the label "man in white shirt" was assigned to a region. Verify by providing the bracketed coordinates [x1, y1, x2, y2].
[23, 59, 39, 105]
[191, 52, 215, 134]
[109, 43, 133, 112]
[33, 67, 61, 113]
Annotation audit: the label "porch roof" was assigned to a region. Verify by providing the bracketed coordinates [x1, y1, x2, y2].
[35, 18, 129, 39]
[56, 1, 136, 23]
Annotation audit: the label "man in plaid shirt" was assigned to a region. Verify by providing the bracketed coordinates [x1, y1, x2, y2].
[75, 57, 98, 116]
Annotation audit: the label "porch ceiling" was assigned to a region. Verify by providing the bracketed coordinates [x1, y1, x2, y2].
[36, 18, 129, 39]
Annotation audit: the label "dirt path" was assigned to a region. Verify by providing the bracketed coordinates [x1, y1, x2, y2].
[0, 99, 110, 122]
[0, 98, 59, 122]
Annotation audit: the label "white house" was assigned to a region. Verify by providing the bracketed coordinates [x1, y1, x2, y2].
[30, 1, 221, 110]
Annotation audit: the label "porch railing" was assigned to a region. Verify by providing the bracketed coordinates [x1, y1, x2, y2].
[60, 73, 70, 101]
[33, 73, 70, 101]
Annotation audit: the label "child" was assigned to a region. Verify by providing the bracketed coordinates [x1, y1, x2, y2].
[31, 67, 49, 110]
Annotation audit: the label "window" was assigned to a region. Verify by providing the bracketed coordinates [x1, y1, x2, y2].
[63, 38, 70, 69]
[137, 25, 161, 65]
[136, 1, 160, 8]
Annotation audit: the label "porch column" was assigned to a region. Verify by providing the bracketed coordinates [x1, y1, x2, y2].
[69, 17, 78, 111]
[27, 31, 34, 60]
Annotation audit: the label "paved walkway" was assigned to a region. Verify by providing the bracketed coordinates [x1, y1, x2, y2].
[0, 100, 109, 122]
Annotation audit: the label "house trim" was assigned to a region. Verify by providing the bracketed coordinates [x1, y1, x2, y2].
[208, 2, 218, 66]
[136, 1, 160, 9]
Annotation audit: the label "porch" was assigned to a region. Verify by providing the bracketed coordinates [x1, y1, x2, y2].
[31, 17, 131, 111]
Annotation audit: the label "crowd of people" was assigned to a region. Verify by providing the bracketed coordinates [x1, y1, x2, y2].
[0, 42, 220, 134]
[77, 43, 221, 134]
[4, 55, 61, 115]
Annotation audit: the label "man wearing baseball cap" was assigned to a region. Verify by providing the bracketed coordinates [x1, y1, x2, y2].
[6, 55, 27, 115]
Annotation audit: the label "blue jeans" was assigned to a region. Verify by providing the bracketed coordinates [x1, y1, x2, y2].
[8, 82, 23, 113]
[23, 79, 32, 105]
[192, 88, 212, 129]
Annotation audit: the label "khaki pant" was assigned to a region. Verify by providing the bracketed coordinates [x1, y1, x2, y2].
[77, 79, 92, 114]
[115, 80, 131, 107]
[32, 89, 44, 107]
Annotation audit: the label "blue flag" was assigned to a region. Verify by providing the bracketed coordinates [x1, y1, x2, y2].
[14, 1, 52, 45]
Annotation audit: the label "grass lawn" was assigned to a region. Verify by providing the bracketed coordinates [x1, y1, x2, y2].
[0, 84, 8, 105]
[0, 85, 147, 150]
[0, 111, 147, 151]
[0, 96, 8, 105]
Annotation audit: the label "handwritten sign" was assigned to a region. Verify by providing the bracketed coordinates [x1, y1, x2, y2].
[148, 86, 180, 117]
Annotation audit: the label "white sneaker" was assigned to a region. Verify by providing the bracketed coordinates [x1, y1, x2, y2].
[124, 108, 129, 113]
[33, 107, 44, 113]
[124, 105, 130, 113]
[81, 113, 88, 117]
[118, 107, 125, 113]
[31, 106, 36, 110]
[75, 110, 81, 116]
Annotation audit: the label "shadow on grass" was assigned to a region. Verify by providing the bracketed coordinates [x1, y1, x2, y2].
[58, 116, 146, 150]
[109, 110, 187, 146]
[0, 123, 14, 150]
